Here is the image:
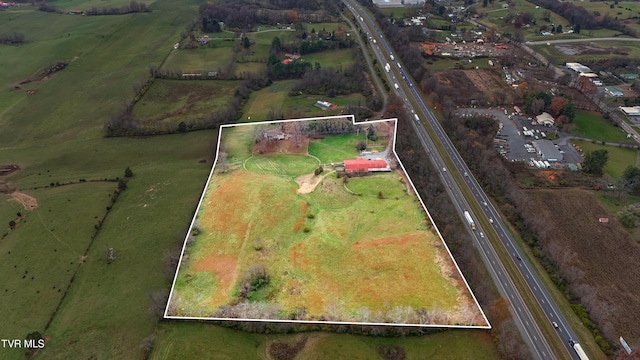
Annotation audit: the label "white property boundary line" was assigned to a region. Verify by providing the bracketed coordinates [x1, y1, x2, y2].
[164, 114, 491, 329]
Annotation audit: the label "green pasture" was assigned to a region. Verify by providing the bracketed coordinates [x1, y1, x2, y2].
[131, 80, 239, 125]
[307, 133, 366, 163]
[346, 173, 407, 198]
[303, 48, 355, 69]
[150, 323, 499, 360]
[243, 80, 367, 121]
[50, 0, 153, 11]
[162, 46, 235, 72]
[565, 110, 634, 144]
[219, 125, 254, 163]
[0, 0, 200, 147]
[531, 41, 640, 65]
[0, 182, 114, 345]
[245, 154, 319, 177]
[570, 1, 640, 20]
[235, 61, 266, 75]
[573, 140, 638, 178]
[250, 29, 297, 44]
[34, 132, 214, 360]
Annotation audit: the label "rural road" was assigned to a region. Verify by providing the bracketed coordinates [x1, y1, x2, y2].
[347, 1, 584, 359]
[528, 36, 640, 45]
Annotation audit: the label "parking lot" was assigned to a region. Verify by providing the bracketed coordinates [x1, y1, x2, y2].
[455, 107, 583, 166]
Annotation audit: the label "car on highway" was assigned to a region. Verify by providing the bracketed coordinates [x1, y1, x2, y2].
[489, 218, 494, 224]
[480, 232, 484, 238]
[443, 167, 446, 172]
[553, 322, 559, 328]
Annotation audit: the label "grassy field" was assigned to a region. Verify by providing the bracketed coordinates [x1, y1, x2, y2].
[168, 127, 484, 325]
[0, 182, 115, 342]
[244, 80, 367, 121]
[569, 1, 640, 21]
[531, 40, 640, 65]
[564, 110, 635, 144]
[303, 48, 355, 69]
[220, 126, 254, 164]
[573, 140, 638, 178]
[131, 80, 239, 125]
[170, 169, 478, 322]
[150, 323, 499, 360]
[50, 0, 155, 10]
[307, 133, 367, 163]
[346, 173, 407, 198]
[245, 154, 319, 177]
[162, 45, 235, 73]
[0, 1, 197, 147]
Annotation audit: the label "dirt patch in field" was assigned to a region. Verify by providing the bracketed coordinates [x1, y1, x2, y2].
[9, 191, 38, 210]
[294, 171, 335, 194]
[525, 189, 640, 341]
[463, 69, 514, 104]
[191, 254, 238, 305]
[555, 44, 630, 56]
[201, 172, 252, 239]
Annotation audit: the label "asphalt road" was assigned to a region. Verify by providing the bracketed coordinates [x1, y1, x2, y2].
[345, 2, 588, 359]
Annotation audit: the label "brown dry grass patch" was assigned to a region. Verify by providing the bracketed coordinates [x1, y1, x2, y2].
[281, 232, 463, 317]
[191, 254, 238, 305]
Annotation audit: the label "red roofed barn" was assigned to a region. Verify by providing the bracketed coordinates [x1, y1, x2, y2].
[344, 158, 389, 173]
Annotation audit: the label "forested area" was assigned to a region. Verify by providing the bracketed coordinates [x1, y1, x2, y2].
[199, 0, 343, 32]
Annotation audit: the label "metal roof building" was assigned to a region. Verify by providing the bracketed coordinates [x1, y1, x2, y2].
[533, 140, 563, 162]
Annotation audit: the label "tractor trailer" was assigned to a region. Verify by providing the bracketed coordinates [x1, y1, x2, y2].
[571, 341, 589, 360]
[463, 211, 476, 230]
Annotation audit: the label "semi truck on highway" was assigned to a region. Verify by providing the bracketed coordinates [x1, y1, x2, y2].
[463, 211, 476, 230]
[414, 114, 421, 124]
[385, 63, 390, 72]
[394, 83, 399, 90]
[570, 341, 589, 360]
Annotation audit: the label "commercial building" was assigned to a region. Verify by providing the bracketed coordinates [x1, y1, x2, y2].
[532, 140, 563, 162]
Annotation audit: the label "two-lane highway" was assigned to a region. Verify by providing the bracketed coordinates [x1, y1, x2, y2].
[345, 1, 586, 359]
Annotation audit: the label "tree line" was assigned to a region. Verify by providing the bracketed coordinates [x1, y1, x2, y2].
[199, 0, 343, 32]
[85, 1, 150, 15]
[0, 32, 25, 45]
[104, 71, 270, 137]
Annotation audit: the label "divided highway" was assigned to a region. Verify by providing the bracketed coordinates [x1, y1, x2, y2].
[345, 1, 587, 359]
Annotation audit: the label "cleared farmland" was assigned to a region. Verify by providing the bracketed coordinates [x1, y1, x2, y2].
[168, 127, 485, 326]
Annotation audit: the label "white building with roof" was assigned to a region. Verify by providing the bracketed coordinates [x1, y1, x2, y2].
[619, 106, 640, 116]
[535, 112, 555, 126]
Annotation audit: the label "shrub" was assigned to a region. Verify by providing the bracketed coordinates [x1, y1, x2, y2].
[306, 214, 315, 219]
[303, 227, 311, 233]
[378, 345, 406, 360]
[378, 190, 384, 199]
[253, 237, 263, 251]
